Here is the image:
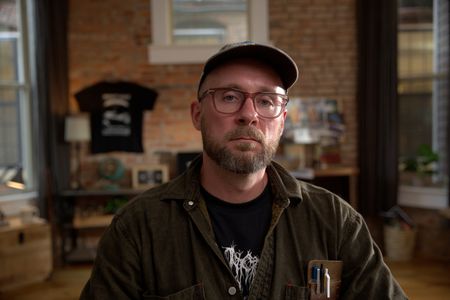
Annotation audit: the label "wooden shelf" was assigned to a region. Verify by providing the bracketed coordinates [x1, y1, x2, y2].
[73, 215, 114, 229]
[313, 166, 359, 177]
[60, 189, 145, 197]
[290, 166, 358, 179]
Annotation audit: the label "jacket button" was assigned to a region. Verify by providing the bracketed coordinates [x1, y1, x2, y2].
[228, 286, 237, 295]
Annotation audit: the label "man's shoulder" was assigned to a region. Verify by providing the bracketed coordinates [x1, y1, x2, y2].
[269, 161, 356, 213]
[288, 179, 360, 222]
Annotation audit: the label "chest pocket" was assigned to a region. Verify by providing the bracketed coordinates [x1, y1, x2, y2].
[143, 283, 205, 300]
[285, 283, 341, 300]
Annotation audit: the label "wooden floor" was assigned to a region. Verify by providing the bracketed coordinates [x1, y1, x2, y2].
[0, 260, 449, 299]
[386, 259, 450, 300]
[0, 265, 90, 300]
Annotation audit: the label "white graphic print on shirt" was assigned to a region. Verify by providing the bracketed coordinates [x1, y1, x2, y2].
[223, 244, 259, 292]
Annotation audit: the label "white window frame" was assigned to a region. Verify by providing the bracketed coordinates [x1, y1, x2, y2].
[0, 0, 35, 201]
[149, 0, 269, 64]
[397, 0, 449, 209]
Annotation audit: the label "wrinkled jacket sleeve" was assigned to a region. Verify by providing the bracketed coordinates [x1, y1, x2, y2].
[339, 212, 408, 300]
[79, 216, 142, 300]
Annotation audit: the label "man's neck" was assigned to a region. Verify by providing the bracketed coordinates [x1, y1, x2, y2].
[200, 154, 269, 204]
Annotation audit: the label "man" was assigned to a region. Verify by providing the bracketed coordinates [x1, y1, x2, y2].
[80, 41, 407, 299]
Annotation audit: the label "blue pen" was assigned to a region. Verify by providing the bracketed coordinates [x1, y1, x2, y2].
[316, 266, 321, 294]
[312, 266, 317, 280]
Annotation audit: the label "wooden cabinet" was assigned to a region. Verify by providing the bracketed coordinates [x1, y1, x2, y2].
[0, 218, 52, 291]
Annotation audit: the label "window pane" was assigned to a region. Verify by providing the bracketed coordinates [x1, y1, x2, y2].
[0, 0, 18, 31]
[0, 0, 19, 82]
[0, 38, 18, 81]
[398, 91, 432, 158]
[398, 29, 433, 78]
[0, 87, 20, 167]
[171, 0, 248, 45]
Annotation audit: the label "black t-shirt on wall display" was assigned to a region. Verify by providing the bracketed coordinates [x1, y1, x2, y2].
[75, 81, 157, 153]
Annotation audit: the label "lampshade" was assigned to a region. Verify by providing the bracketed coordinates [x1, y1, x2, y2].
[65, 114, 91, 142]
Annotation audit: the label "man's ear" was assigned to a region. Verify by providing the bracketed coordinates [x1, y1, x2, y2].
[191, 101, 202, 130]
[280, 110, 287, 132]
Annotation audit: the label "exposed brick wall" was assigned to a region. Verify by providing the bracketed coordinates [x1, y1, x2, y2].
[68, 0, 358, 176]
[269, 0, 358, 166]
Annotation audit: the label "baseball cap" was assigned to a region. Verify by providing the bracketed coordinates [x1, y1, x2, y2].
[198, 41, 299, 93]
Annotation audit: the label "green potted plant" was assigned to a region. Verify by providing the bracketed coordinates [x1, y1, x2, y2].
[399, 144, 439, 186]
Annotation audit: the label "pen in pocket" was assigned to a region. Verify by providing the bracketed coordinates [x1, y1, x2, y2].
[325, 268, 330, 298]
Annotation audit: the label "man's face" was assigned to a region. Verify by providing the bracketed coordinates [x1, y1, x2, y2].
[191, 58, 287, 174]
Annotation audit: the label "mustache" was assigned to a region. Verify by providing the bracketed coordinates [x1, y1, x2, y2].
[225, 127, 265, 143]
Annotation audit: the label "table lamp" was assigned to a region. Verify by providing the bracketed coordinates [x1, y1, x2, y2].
[65, 114, 91, 189]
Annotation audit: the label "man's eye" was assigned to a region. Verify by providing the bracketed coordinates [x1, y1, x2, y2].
[257, 97, 275, 107]
[223, 95, 237, 101]
[222, 93, 240, 103]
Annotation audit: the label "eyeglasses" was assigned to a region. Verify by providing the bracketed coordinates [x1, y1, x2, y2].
[199, 88, 289, 119]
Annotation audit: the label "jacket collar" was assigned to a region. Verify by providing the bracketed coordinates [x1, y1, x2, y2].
[160, 154, 303, 206]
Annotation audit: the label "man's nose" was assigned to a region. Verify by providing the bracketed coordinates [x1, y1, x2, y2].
[236, 97, 258, 125]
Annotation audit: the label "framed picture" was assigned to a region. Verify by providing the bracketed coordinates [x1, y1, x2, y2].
[132, 164, 169, 189]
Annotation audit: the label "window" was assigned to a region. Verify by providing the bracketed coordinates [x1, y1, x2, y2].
[149, 0, 268, 64]
[397, 0, 449, 208]
[0, 0, 35, 198]
[171, 0, 247, 45]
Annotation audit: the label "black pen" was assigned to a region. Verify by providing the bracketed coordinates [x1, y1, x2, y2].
[320, 264, 324, 293]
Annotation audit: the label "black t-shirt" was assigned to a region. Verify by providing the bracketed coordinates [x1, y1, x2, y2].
[202, 184, 272, 297]
[75, 81, 157, 153]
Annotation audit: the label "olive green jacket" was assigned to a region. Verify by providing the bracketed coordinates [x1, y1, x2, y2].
[80, 157, 407, 300]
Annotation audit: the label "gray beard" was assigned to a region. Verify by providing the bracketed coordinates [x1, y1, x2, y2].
[201, 124, 280, 174]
